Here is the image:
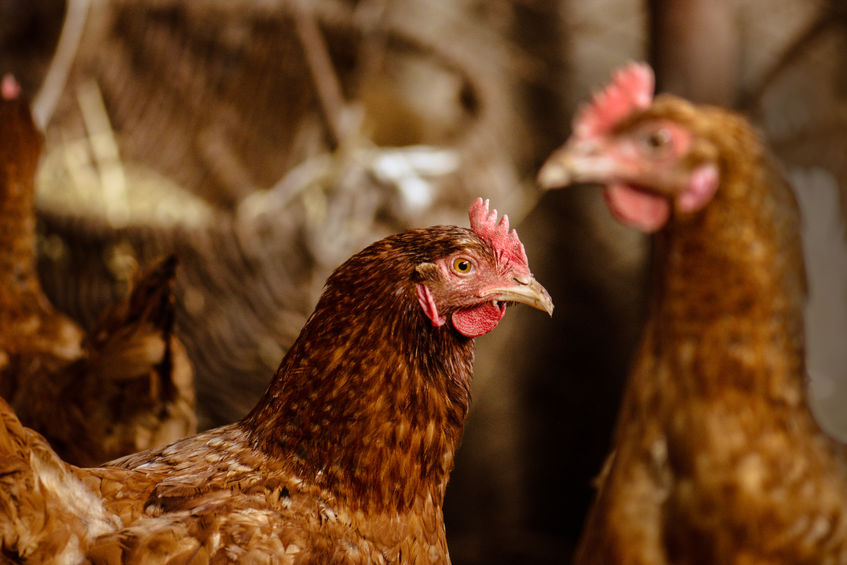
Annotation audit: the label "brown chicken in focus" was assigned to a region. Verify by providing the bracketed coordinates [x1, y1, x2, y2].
[0, 74, 195, 466]
[0, 198, 552, 563]
[539, 63, 847, 564]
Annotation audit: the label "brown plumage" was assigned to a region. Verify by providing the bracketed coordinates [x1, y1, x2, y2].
[0, 75, 195, 466]
[0, 198, 552, 563]
[539, 63, 847, 564]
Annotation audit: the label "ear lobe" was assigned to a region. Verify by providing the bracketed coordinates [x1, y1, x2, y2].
[416, 283, 446, 327]
[678, 163, 720, 213]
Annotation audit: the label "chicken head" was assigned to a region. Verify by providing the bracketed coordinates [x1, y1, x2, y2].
[415, 198, 553, 337]
[537, 63, 722, 233]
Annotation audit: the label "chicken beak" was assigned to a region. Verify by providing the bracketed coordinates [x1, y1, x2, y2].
[481, 275, 554, 317]
[537, 138, 617, 190]
[537, 144, 575, 189]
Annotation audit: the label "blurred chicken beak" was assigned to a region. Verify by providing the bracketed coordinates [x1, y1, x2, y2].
[537, 144, 575, 189]
[482, 275, 554, 316]
[536, 139, 616, 190]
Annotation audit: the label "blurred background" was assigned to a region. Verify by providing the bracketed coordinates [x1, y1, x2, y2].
[2, 0, 846, 562]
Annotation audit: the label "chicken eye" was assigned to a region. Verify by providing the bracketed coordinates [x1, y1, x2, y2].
[452, 257, 473, 275]
[643, 127, 672, 151]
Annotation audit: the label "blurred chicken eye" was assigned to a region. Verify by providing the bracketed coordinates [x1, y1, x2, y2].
[644, 128, 672, 150]
[452, 258, 473, 274]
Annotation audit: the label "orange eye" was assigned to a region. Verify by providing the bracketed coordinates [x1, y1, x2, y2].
[452, 257, 473, 274]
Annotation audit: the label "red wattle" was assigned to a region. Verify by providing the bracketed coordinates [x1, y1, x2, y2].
[451, 302, 507, 338]
[416, 283, 446, 327]
[604, 183, 670, 233]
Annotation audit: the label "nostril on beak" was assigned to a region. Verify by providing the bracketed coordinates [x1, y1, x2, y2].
[514, 274, 531, 285]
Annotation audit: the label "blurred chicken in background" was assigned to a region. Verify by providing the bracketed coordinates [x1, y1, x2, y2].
[0, 75, 195, 466]
[540, 62, 847, 565]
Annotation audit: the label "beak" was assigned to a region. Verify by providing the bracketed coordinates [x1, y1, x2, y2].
[536, 138, 618, 190]
[481, 275, 554, 317]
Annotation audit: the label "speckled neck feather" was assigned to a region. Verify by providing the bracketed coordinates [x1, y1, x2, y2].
[242, 227, 482, 514]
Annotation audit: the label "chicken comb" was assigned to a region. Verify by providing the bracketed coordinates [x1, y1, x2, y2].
[573, 62, 654, 139]
[1, 74, 21, 101]
[469, 198, 530, 275]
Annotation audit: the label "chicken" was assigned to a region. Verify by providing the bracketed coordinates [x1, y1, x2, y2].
[538, 63, 847, 564]
[0, 197, 553, 563]
[11, 255, 197, 466]
[0, 74, 195, 466]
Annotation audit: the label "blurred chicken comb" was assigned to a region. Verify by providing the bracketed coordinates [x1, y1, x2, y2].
[469, 197, 530, 275]
[574, 62, 654, 139]
[1, 74, 21, 101]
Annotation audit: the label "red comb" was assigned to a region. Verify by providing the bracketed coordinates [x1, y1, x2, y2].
[469, 198, 530, 275]
[573, 62, 654, 139]
[1, 74, 20, 101]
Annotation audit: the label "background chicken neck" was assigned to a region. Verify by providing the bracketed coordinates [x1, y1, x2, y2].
[641, 112, 806, 406]
[0, 100, 42, 302]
